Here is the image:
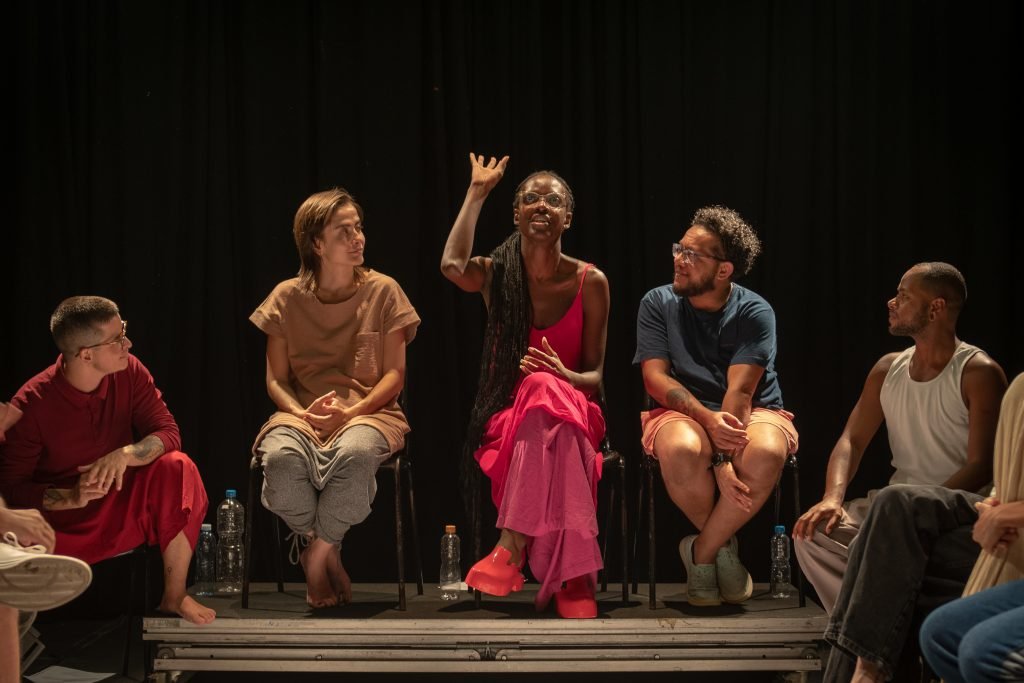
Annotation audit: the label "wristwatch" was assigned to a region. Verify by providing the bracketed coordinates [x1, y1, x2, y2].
[709, 451, 733, 470]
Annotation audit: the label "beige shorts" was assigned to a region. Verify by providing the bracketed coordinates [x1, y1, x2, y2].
[640, 406, 799, 456]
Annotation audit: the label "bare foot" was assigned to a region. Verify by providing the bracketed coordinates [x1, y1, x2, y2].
[852, 656, 886, 682]
[326, 545, 352, 604]
[159, 594, 216, 625]
[299, 539, 338, 608]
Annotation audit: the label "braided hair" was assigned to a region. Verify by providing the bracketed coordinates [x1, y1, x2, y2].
[459, 170, 575, 506]
[459, 230, 532, 501]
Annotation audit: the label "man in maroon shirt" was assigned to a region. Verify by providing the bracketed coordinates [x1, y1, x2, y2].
[0, 296, 214, 624]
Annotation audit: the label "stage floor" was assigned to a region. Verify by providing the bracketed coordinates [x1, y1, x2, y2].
[144, 582, 828, 676]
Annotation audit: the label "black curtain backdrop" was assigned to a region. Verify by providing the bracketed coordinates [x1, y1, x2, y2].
[5, 1, 1022, 587]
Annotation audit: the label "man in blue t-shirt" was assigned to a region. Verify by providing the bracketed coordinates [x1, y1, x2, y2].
[634, 205, 799, 607]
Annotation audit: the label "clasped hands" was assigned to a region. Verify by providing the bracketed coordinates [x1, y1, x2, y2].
[302, 391, 355, 440]
[63, 446, 132, 508]
[973, 497, 1020, 555]
[702, 411, 753, 513]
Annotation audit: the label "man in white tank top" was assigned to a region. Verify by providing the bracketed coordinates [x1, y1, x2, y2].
[792, 263, 1008, 681]
[793, 263, 1006, 612]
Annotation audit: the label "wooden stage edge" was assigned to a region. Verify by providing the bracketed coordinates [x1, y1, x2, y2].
[144, 582, 828, 675]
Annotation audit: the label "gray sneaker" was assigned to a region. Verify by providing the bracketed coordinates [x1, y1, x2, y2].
[715, 535, 753, 604]
[679, 535, 721, 606]
[0, 532, 92, 611]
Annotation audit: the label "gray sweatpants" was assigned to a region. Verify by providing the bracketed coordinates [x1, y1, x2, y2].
[258, 425, 391, 546]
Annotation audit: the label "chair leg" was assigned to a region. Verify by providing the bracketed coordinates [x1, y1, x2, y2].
[647, 460, 657, 609]
[631, 460, 647, 595]
[618, 457, 628, 605]
[404, 460, 424, 595]
[393, 458, 407, 611]
[272, 515, 284, 593]
[790, 460, 806, 607]
[243, 460, 259, 609]
[123, 549, 137, 676]
[600, 477, 614, 593]
[472, 472, 482, 609]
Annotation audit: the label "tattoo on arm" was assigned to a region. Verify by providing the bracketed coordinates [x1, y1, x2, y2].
[43, 488, 67, 508]
[133, 435, 165, 461]
[666, 387, 700, 417]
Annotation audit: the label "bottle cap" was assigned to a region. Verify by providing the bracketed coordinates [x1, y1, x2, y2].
[445, 524, 456, 534]
[226, 489, 237, 498]
[774, 525, 786, 534]
[201, 523, 212, 531]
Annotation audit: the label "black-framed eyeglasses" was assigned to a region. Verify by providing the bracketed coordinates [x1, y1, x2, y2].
[672, 243, 726, 265]
[79, 320, 129, 353]
[521, 191, 567, 208]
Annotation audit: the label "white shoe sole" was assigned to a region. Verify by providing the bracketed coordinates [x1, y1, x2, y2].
[0, 554, 92, 611]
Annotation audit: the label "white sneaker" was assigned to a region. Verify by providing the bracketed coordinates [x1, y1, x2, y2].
[0, 532, 92, 611]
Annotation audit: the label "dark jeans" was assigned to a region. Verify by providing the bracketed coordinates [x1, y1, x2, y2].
[823, 484, 982, 682]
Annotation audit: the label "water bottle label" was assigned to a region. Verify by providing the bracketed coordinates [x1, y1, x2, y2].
[441, 581, 467, 591]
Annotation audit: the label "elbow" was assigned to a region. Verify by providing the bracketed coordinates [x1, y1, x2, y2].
[439, 259, 464, 283]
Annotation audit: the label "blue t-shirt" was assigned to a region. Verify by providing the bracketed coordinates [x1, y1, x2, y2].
[633, 284, 784, 410]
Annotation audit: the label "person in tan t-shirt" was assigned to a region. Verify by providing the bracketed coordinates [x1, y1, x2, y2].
[251, 188, 419, 608]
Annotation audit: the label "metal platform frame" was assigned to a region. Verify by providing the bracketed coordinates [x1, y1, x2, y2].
[144, 583, 827, 676]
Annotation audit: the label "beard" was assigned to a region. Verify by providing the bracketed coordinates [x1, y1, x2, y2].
[889, 307, 929, 336]
[672, 270, 716, 297]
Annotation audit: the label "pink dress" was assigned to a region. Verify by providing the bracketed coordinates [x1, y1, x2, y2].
[474, 264, 606, 608]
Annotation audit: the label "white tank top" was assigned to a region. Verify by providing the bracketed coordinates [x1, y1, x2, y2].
[879, 341, 980, 486]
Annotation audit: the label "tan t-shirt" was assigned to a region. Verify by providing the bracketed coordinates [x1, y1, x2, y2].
[250, 270, 420, 453]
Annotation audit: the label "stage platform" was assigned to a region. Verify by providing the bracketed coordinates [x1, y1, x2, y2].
[143, 582, 827, 677]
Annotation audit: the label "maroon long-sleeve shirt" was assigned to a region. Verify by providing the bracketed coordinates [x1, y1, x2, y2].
[0, 354, 181, 510]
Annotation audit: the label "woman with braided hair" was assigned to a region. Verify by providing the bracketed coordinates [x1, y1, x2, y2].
[441, 153, 610, 618]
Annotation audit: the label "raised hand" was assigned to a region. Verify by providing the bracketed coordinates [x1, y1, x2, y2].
[793, 496, 844, 540]
[468, 153, 510, 197]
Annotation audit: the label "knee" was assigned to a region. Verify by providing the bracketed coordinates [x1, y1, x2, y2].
[519, 371, 564, 397]
[958, 626, 1007, 683]
[147, 450, 200, 484]
[738, 443, 786, 490]
[261, 449, 307, 479]
[872, 484, 919, 513]
[655, 434, 707, 476]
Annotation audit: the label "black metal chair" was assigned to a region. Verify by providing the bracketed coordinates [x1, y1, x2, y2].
[469, 394, 629, 608]
[631, 397, 805, 609]
[241, 399, 424, 611]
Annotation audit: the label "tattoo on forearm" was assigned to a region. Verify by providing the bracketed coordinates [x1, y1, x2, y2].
[133, 435, 165, 461]
[666, 388, 700, 417]
[43, 488, 67, 507]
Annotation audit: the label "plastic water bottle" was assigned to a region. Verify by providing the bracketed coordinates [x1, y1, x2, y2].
[216, 489, 245, 594]
[194, 523, 217, 597]
[439, 524, 461, 601]
[770, 524, 793, 598]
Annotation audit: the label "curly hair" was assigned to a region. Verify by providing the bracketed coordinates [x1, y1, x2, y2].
[690, 205, 761, 279]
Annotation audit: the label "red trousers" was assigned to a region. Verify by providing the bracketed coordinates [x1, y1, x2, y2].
[46, 451, 207, 564]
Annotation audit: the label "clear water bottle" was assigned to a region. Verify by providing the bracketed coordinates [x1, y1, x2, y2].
[194, 523, 217, 596]
[770, 524, 793, 598]
[439, 524, 461, 601]
[216, 489, 245, 594]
